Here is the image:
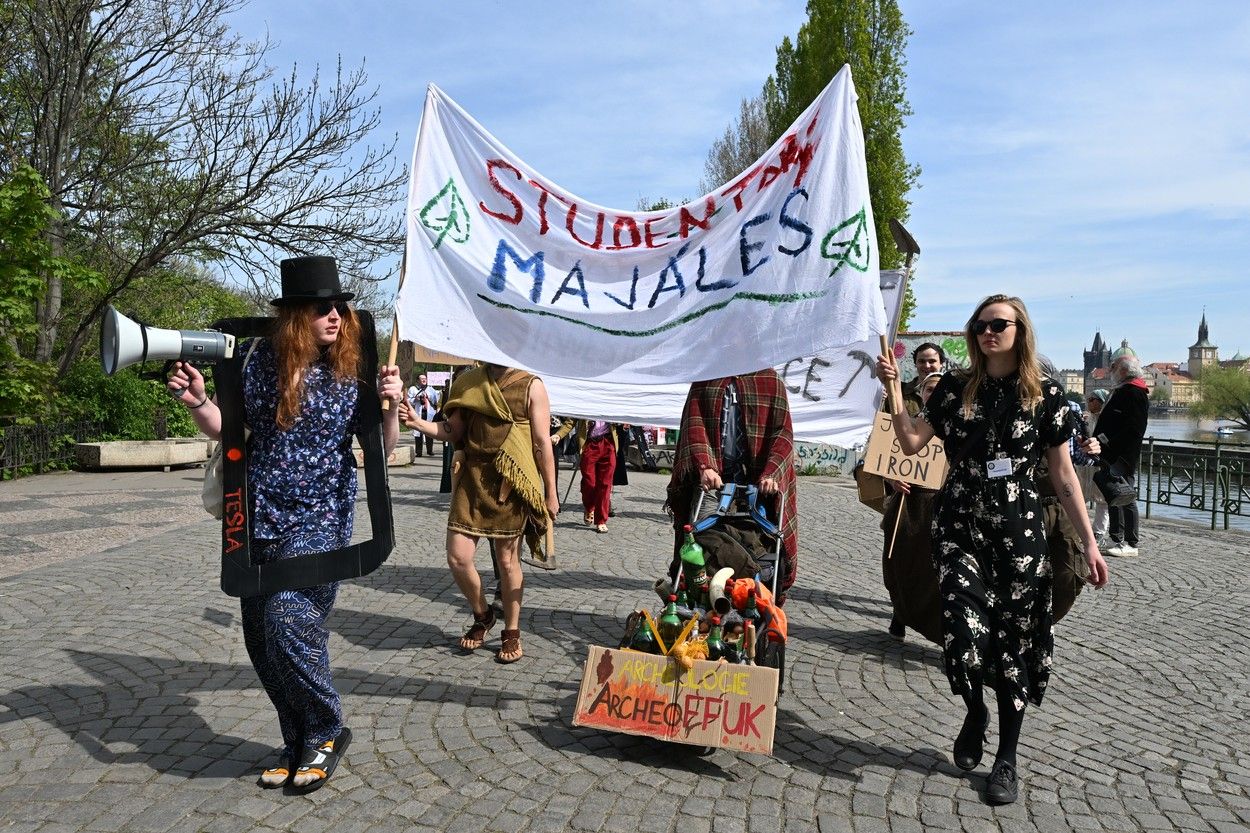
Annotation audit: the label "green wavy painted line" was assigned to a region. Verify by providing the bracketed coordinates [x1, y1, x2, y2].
[474, 289, 828, 337]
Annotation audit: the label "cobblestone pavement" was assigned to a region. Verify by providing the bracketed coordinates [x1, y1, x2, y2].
[1, 458, 1249, 833]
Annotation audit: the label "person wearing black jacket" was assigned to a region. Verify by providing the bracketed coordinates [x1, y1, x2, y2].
[1093, 355, 1150, 556]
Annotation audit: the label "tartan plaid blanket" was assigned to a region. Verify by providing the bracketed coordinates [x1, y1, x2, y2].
[665, 370, 799, 594]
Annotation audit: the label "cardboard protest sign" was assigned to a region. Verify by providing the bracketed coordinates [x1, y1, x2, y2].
[573, 646, 778, 755]
[861, 412, 947, 489]
[398, 65, 886, 384]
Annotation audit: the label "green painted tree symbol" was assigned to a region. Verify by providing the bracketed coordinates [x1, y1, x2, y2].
[419, 177, 471, 249]
[820, 207, 871, 276]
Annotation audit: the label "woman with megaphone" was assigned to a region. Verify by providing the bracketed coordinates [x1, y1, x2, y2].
[167, 257, 403, 793]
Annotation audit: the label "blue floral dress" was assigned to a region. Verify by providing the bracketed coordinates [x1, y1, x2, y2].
[244, 339, 361, 554]
[238, 338, 361, 751]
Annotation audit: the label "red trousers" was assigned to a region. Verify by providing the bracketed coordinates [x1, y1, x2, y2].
[580, 437, 617, 523]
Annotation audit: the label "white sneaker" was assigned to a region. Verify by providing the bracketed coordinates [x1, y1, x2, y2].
[1120, 545, 1139, 557]
[1105, 543, 1139, 557]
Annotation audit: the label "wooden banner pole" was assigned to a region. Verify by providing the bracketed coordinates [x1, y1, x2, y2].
[886, 493, 905, 559]
[380, 248, 406, 412]
[384, 88, 436, 412]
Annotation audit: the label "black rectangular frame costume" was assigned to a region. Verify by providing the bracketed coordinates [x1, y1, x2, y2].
[212, 313, 394, 597]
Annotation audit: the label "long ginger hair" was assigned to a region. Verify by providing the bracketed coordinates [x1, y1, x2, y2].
[270, 303, 362, 430]
[961, 294, 1043, 418]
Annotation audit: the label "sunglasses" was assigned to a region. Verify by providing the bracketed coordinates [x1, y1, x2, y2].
[971, 318, 1016, 336]
[313, 300, 350, 318]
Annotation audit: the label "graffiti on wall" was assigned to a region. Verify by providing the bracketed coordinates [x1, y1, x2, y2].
[795, 441, 864, 474]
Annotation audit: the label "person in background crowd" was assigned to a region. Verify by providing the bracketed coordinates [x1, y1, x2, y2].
[1035, 359, 1102, 622]
[905, 342, 946, 404]
[167, 256, 402, 792]
[880, 343, 946, 637]
[407, 373, 440, 457]
[877, 293, 1108, 806]
[401, 363, 559, 663]
[1094, 358, 1149, 557]
[1084, 389, 1111, 544]
[576, 419, 620, 533]
[549, 416, 575, 473]
[666, 370, 799, 603]
[880, 370, 945, 644]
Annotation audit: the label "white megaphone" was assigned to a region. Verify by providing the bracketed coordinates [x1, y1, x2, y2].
[100, 305, 236, 375]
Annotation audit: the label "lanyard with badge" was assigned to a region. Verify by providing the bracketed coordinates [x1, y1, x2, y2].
[984, 393, 1018, 480]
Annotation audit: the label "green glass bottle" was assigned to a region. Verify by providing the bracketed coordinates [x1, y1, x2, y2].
[658, 595, 683, 647]
[675, 577, 690, 609]
[744, 589, 761, 625]
[706, 615, 726, 661]
[679, 524, 707, 587]
[629, 612, 657, 653]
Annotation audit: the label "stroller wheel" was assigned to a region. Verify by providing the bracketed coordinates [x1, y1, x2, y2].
[758, 638, 786, 696]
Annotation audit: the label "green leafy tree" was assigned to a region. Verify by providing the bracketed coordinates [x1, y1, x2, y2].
[1, 0, 405, 374]
[702, 0, 920, 325]
[0, 164, 103, 419]
[1191, 366, 1250, 430]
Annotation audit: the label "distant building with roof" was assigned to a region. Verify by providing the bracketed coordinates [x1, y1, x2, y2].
[1144, 361, 1199, 406]
[1188, 312, 1219, 379]
[1219, 350, 1250, 372]
[1059, 369, 1084, 394]
[1083, 331, 1111, 377]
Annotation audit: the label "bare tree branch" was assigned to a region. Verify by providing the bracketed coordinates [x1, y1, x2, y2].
[1, 0, 406, 371]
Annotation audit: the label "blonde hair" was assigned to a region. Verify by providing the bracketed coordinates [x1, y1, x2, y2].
[271, 303, 362, 430]
[961, 294, 1043, 418]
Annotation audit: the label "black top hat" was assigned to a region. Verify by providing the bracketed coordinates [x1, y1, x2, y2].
[270, 256, 355, 306]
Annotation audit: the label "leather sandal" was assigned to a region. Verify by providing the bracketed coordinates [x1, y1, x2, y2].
[460, 607, 496, 651]
[497, 628, 523, 663]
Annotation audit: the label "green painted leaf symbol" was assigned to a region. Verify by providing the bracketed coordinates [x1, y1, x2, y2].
[820, 207, 871, 276]
[419, 178, 471, 249]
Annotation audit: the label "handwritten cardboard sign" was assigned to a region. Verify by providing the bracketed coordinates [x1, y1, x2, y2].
[861, 412, 948, 489]
[572, 646, 778, 755]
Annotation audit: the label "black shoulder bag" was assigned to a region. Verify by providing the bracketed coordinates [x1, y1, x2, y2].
[1093, 459, 1136, 507]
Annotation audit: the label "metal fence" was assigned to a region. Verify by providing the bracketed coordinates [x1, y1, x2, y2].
[1141, 436, 1250, 530]
[0, 420, 104, 480]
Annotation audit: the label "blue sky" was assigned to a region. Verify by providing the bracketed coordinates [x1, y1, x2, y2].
[230, 1, 1249, 371]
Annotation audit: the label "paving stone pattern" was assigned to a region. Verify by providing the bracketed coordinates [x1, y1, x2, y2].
[1, 460, 1249, 832]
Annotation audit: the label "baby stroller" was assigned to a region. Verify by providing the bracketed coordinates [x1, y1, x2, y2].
[666, 482, 790, 691]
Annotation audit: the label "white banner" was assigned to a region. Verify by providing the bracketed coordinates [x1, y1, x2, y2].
[398, 65, 885, 384]
[542, 270, 905, 447]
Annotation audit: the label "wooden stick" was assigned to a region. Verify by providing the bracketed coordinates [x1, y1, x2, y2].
[886, 492, 905, 559]
[381, 252, 407, 412]
[385, 87, 434, 409]
[879, 334, 904, 414]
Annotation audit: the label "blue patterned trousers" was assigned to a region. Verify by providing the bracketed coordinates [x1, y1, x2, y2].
[241, 538, 344, 752]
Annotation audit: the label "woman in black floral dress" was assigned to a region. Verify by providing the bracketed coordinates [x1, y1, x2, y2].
[877, 294, 1109, 804]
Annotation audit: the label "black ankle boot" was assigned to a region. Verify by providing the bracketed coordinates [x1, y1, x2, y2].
[953, 705, 989, 771]
[986, 758, 1018, 804]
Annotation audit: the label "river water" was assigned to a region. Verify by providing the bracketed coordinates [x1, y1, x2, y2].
[1139, 412, 1250, 445]
[1131, 413, 1249, 531]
